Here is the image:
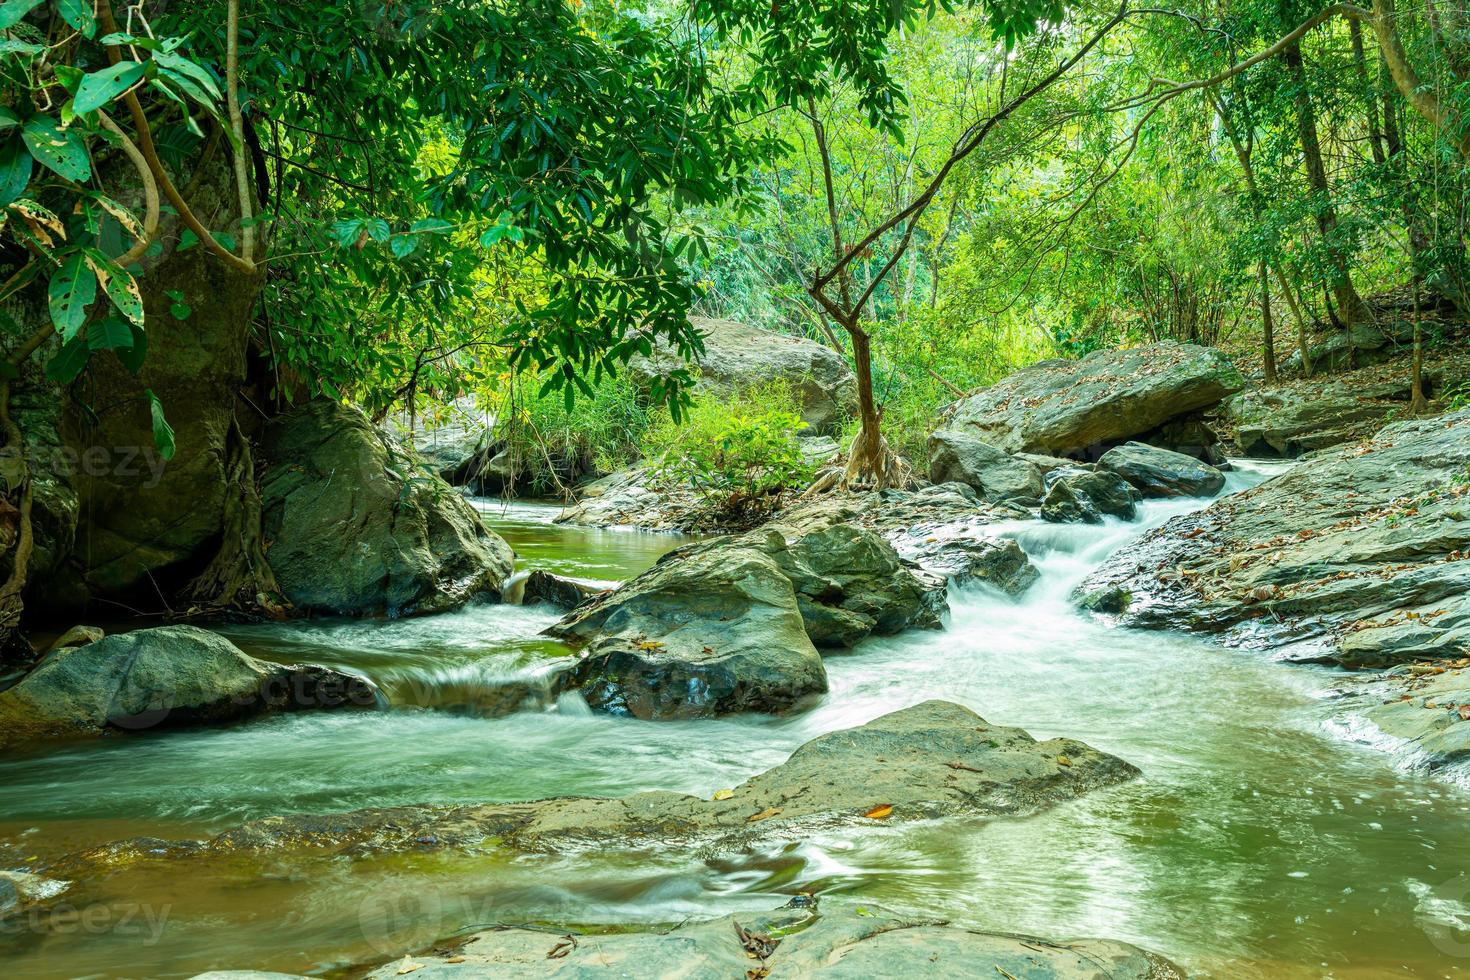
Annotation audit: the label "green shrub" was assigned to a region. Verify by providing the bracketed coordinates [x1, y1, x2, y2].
[643, 380, 814, 526]
[494, 372, 650, 494]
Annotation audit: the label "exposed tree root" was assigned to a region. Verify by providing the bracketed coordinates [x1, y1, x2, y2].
[185, 415, 287, 617]
[806, 423, 912, 496]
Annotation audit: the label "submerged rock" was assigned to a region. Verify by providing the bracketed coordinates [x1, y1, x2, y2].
[67, 701, 1138, 863]
[261, 401, 516, 616]
[629, 317, 857, 435]
[1076, 411, 1470, 665]
[547, 546, 826, 719]
[935, 341, 1243, 457]
[0, 626, 378, 746]
[515, 570, 603, 610]
[927, 431, 1044, 504]
[361, 899, 1180, 979]
[1097, 442, 1225, 498]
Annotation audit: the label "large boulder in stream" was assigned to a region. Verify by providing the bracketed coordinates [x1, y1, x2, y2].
[684, 518, 946, 648]
[363, 899, 1179, 979]
[1076, 410, 1470, 666]
[629, 317, 857, 435]
[935, 341, 1243, 457]
[927, 430, 1045, 504]
[1097, 442, 1225, 498]
[66, 702, 1138, 865]
[261, 401, 516, 616]
[1041, 469, 1138, 524]
[0, 626, 378, 746]
[547, 546, 827, 719]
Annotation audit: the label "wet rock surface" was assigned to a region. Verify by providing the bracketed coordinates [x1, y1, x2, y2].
[927, 431, 1044, 504]
[935, 342, 1243, 456]
[358, 899, 1181, 980]
[62, 701, 1139, 867]
[1097, 442, 1225, 498]
[1077, 411, 1470, 665]
[547, 546, 827, 719]
[0, 625, 378, 746]
[261, 401, 516, 616]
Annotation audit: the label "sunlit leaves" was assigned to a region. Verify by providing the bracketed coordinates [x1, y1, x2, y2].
[47, 250, 97, 339]
[21, 116, 89, 182]
[73, 61, 148, 114]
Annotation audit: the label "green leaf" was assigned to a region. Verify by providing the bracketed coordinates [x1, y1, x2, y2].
[0, 0, 45, 31]
[146, 389, 176, 461]
[115, 321, 147, 374]
[410, 217, 454, 235]
[170, 301, 191, 320]
[154, 49, 222, 101]
[0, 132, 32, 207]
[48, 251, 97, 339]
[21, 116, 89, 182]
[73, 61, 147, 115]
[390, 234, 417, 259]
[331, 218, 363, 247]
[87, 316, 134, 351]
[44, 336, 89, 385]
[58, 0, 96, 37]
[365, 217, 391, 242]
[178, 228, 199, 251]
[0, 38, 43, 58]
[83, 248, 145, 326]
[0, 107, 17, 132]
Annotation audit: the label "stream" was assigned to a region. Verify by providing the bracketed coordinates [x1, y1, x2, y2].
[2, 468, 1469, 978]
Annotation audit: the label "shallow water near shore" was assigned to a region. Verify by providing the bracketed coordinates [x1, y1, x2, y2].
[2, 466, 1469, 978]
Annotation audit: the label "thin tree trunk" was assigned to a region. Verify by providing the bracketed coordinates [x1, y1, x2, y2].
[1410, 284, 1429, 413]
[1350, 21, 1388, 165]
[1284, 42, 1372, 325]
[1260, 260, 1278, 383]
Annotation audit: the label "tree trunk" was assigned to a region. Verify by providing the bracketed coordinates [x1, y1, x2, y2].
[1260, 260, 1278, 384]
[1350, 20, 1388, 165]
[1283, 42, 1372, 326]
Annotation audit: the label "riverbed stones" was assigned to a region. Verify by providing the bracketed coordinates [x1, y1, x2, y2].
[0, 625, 379, 746]
[927, 430, 1045, 504]
[628, 317, 858, 435]
[934, 341, 1243, 457]
[1097, 442, 1225, 498]
[261, 400, 516, 616]
[547, 546, 827, 719]
[1076, 410, 1470, 665]
[361, 900, 1180, 980]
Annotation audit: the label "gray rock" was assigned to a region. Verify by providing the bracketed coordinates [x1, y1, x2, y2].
[936, 341, 1243, 456]
[515, 570, 604, 610]
[1361, 665, 1470, 774]
[0, 626, 379, 746]
[630, 317, 857, 435]
[927, 431, 1044, 504]
[719, 520, 945, 647]
[1338, 616, 1470, 668]
[1015, 452, 1091, 475]
[1222, 388, 1401, 458]
[1041, 478, 1101, 524]
[547, 547, 827, 719]
[262, 401, 516, 616]
[1076, 411, 1470, 665]
[1097, 442, 1225, 498]
[361, 900, 1179, 979]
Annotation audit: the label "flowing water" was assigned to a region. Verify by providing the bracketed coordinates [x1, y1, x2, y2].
[3, 473, 1470, 978]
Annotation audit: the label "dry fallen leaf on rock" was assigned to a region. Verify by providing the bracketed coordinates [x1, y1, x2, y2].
[863, 803, 894, 819]
[712, 788, 734, 800]
[747, 807, 782, 822]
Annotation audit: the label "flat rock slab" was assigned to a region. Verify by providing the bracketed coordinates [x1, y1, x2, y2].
[937, 342, 1242, 456]
[62, 702, 1138, 870]
[1076, 411, 1470, 664]
[359, 901, 1181, 979]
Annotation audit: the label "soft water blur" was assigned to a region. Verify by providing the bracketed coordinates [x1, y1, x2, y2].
[2, 472, 1469, 977]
